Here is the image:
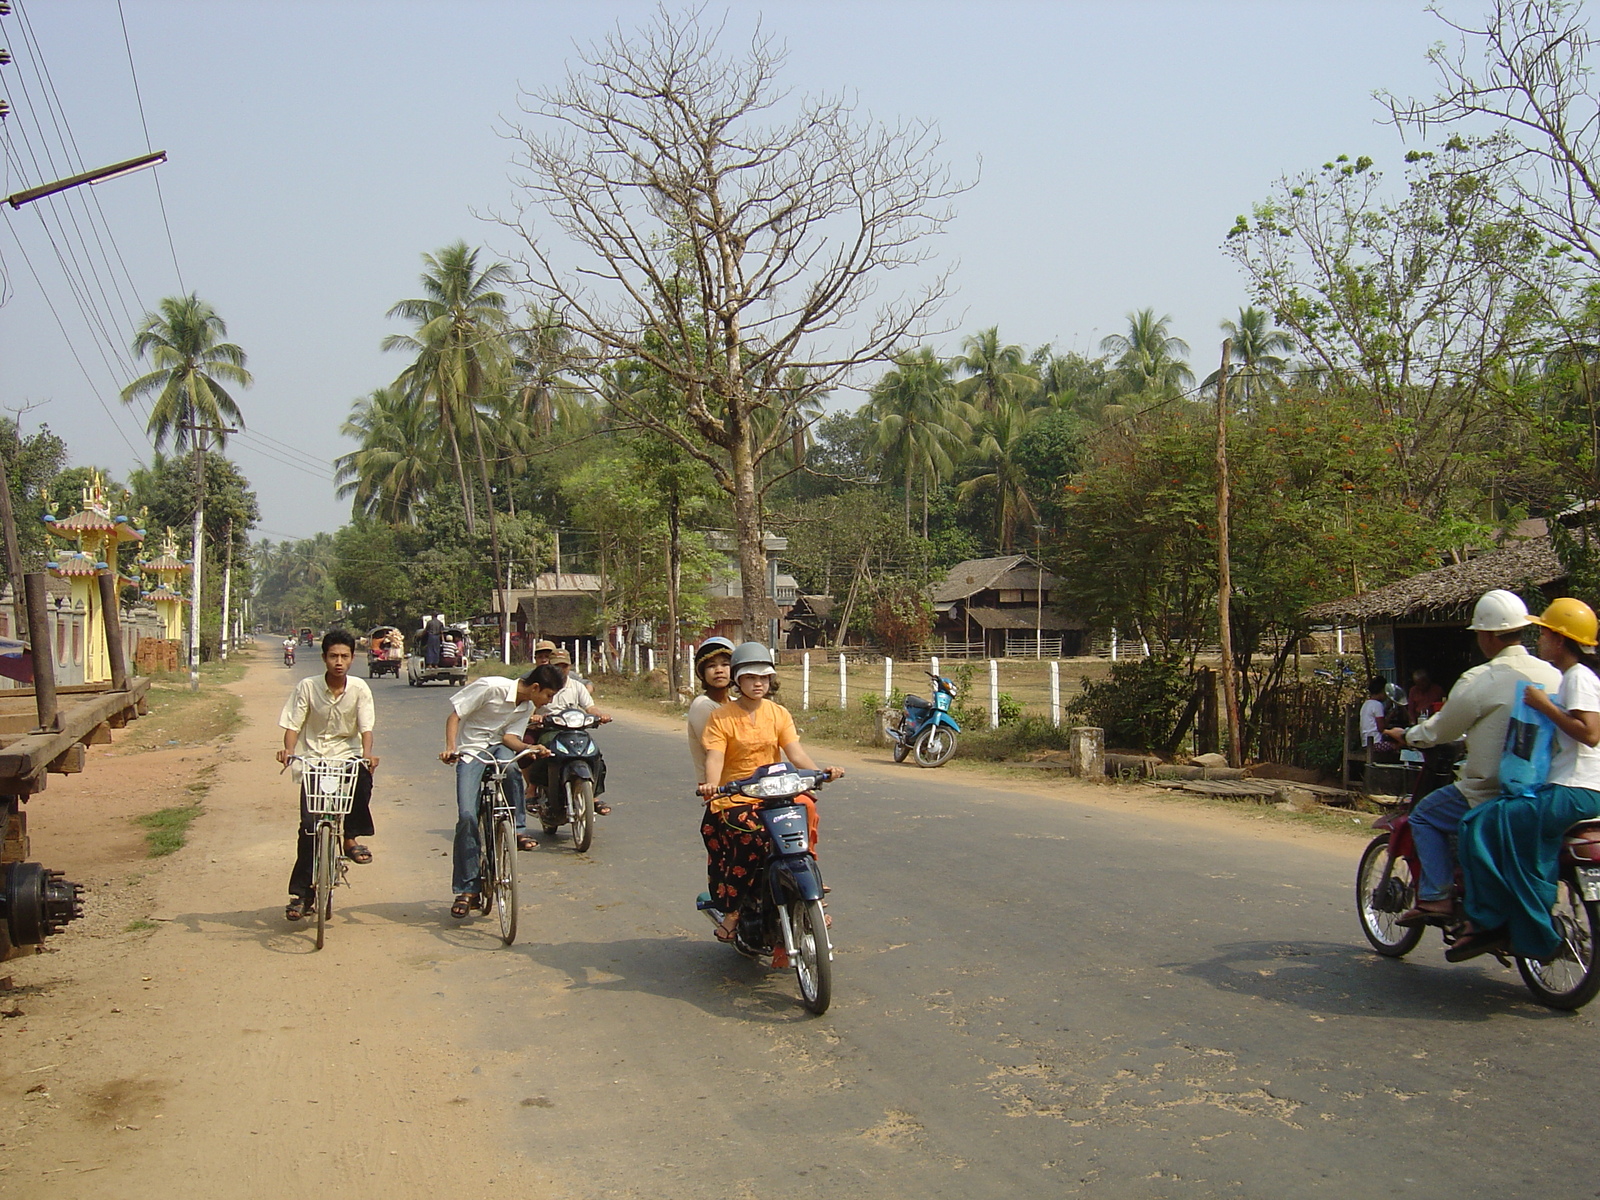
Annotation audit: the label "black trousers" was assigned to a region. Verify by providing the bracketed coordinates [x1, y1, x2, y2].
[287, 764, 374, 900]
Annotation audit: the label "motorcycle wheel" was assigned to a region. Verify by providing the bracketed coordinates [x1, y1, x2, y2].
[790, 898, 832, 1015]
[568, 779, 594, 853]
[1355, 833, 1423, 957]
[1516, 875, 1600, 1010]
[913, 725, 957, 768]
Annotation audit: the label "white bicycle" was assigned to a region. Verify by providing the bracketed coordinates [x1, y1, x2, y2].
[286, 755, 363, 950]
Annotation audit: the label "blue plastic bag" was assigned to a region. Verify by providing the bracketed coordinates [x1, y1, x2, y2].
[1500, 680, 1556, 798]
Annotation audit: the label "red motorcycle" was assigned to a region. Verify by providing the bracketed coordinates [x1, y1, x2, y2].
[1357, 804, 1600, 1009]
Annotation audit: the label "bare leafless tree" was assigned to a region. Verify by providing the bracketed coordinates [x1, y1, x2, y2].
[498, 4, 966, 635]
[1385, 0, 1600, 272]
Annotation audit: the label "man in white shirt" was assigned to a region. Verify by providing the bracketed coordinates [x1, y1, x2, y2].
[1383, 590, 1563, 924]
[440, 667, 557, 917]
[276, 630, 378, 922]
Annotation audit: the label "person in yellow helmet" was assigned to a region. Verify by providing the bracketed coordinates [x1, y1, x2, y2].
[1452, 597, 1600, 962]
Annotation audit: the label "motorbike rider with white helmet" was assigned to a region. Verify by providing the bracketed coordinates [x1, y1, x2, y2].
[1383, 589, 1562, 926]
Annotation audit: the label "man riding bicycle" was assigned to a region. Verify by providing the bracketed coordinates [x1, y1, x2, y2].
[440, 665, 559, 918]
[276, 629, 378, 922]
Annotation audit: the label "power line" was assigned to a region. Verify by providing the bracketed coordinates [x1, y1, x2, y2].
[1, 219, 147, 461]
[113, 0, 182, 293]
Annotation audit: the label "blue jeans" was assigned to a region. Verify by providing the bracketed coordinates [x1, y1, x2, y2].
[452, 748, 526, 894]
[1410, 783, 1469, 901]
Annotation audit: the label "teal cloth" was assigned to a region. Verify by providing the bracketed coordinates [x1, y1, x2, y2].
[1459, 783, 1600, 958]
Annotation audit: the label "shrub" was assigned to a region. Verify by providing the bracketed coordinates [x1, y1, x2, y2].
[1065, 656, 1191, 751]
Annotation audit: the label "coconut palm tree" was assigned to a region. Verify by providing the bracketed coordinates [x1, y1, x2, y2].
[121, 294, 252, 450]
[335, 387, 441, 524]
[869, 347, 972, 535]
[951, 327, 1040, 413]
[511, 308, 589, 437]
[1100, 309, 1194, 397]
[1202, 306, 1295, 405]
[383, 242, 514, 536]
[958, 402, 1043, 552]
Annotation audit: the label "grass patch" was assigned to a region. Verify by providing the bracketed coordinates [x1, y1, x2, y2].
[134, 804, 201, 857]
[123, 919, 157, 933]
[116, 681, 242, 753]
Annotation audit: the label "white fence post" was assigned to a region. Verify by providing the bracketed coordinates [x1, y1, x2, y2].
[647, 647, 655, 673]
[1050, 660, 1061, 728]
[802, 651, 811, 711]
[585, 641, 592, 676]
[884, 656, 893, 700]
[1111, 626, 1119, 662]
[839, 652, 848, 709]
[988, 658, 999, 729]
[931, 654, 940, 679]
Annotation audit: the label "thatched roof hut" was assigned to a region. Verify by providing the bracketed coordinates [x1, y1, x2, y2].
[1306, 533, 1564, 626]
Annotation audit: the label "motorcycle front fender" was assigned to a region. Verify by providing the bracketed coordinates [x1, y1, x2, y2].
[768, 854, 825, 904]
[932, 712, 962, 733]
[564, 761, 593, 781]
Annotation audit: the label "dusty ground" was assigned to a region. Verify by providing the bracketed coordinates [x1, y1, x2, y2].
[0, 651, 566, 1200]
[0, 653, 1366, 1199]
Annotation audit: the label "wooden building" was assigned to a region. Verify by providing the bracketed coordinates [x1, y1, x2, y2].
[931, 554, 1085, 658]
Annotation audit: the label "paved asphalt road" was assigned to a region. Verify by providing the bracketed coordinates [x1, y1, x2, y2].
[371, 669, 1597, 1199]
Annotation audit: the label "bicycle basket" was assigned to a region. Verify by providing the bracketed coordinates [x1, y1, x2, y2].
[301, 756, 362, 816]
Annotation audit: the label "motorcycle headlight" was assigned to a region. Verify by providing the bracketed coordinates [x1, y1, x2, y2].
[739, 772, 804, 799]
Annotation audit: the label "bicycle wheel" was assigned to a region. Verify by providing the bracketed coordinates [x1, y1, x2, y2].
[789, 897, 833, 1015]
[1517, 875, 1600, 1010]
[313, 821, 337, 950]
[492, 817, 518, 945]
[476, 797, 496, 915]
[569, 779, 594, 853]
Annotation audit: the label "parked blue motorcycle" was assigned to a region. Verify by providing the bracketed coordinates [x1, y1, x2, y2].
[886, 671, 961, 767]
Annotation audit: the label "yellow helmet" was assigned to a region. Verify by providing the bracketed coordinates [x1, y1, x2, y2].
[1531, 597, 1599, 647]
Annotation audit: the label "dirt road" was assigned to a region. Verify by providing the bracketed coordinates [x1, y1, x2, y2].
[0, 654, 567, 1199]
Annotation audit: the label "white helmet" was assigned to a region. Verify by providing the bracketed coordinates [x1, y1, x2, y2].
[1467, 589, 1532, 633]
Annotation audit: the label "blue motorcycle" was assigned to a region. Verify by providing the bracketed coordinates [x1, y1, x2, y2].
[886, 671, 961, 767]
[698, 763, 836, 1014]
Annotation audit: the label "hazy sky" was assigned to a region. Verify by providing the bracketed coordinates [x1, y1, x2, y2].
[0, 0, 1487, 540]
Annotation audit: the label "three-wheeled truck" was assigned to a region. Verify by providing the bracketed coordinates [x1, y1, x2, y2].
[366, 626, 403, 678]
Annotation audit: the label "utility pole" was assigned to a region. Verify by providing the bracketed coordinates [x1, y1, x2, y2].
[220, 518, 232, 661]
[179, 422, 236, 692]
[1215, 340, 1242, 768]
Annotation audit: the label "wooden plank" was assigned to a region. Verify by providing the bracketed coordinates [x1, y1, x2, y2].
[0, 677, 151, 784]
[47, 744, 85, 774]
[83, 722, 113, 745]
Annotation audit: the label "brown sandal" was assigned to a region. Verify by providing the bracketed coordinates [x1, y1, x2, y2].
[450, 893, 477, 919]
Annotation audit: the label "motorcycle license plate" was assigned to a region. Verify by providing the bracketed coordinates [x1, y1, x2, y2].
[1579, 866, 1600, 903]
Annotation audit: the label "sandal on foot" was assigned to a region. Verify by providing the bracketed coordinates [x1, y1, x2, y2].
[516, 834, 538, 851]
[344, 843, 373, 864]
[285, 898, 307, 922]
[594, 801, 612, 816]
[450, 893, 477, 919]
[713, 915, 739, 943]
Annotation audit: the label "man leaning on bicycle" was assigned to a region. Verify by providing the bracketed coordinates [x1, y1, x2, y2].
[440, 664, 560, 918]
[277, 629, 378, 923]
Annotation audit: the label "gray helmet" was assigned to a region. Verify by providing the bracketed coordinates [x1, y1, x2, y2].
[730, 641, 777, 683]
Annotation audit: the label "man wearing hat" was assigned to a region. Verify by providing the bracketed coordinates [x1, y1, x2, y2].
[524, 647, 613, 813]
[1383, 589, 1562, 926]
[533, 639, 557, 667]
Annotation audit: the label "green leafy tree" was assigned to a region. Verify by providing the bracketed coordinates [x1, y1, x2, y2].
[951, 327, 1039, 414]
[869, 347, 972, 535]
[1100, 309, 1194, 397]
[120, 294, 252, 450]
[335, 387, 441, 524]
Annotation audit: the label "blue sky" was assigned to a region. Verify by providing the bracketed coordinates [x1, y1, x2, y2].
[0, 0, 1483, 538]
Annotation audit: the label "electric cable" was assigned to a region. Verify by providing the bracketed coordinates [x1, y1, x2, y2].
[113, 0, 183, 293]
